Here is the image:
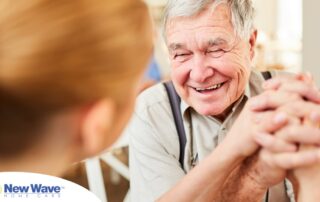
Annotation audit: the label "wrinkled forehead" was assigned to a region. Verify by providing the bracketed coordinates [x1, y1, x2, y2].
[165, 3, 233, 36]
[165, 4, 237, 49]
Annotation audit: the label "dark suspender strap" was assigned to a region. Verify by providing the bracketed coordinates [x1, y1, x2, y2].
[262, 71, 271, 202]
[260, 71, 289, 202]
[265, 189, 269, 202]
[163, 81, 186, 169]
[261, 71, 272, 80]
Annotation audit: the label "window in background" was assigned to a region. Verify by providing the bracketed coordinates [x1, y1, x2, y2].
[253, 0, 302, 73]
[276, 0, 302, 72]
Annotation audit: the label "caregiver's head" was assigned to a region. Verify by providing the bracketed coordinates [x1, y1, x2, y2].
[0, 0, 152, 175]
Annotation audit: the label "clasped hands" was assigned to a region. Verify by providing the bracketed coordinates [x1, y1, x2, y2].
[225, 72, 320, 195]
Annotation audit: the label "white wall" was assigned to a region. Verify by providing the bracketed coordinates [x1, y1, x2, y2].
[303, 1, 320, 86]
[253, 0, 278, 38]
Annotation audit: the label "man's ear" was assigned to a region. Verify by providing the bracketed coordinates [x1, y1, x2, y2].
[249, 29, 258, 60]
[78, 99, 115, 159]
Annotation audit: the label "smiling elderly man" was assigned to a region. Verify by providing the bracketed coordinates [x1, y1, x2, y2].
[127, 0, 320, 201]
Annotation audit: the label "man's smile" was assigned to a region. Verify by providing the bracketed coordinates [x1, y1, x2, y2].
[192, 81, 227, 93]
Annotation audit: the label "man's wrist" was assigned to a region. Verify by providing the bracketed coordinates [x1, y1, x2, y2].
[240, 158, 268, 191]
[219, 163, 267, 202]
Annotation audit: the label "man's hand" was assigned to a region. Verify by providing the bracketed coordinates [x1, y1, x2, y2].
[254, 115, 320, 202]
[223, 89, 301, 159]
[253, 73, 320, 171]
[215, 90, 302, 201]
[220, 73, 320, 201]
[262, 72, 320, 104]
[251, 72, 320, 201]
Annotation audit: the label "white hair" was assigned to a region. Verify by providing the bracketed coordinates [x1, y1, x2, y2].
[163, 0, 255, 40]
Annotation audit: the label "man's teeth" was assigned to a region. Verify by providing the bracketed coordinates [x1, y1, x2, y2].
[195, 83, 223, 91]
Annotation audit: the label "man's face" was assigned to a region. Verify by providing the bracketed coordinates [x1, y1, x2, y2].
[166, 4, 255, 116]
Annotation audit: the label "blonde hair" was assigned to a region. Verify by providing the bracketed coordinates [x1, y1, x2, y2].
[0, 0, 152, 156]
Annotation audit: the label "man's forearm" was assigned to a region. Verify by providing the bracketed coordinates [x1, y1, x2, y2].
[195, 144, 268, 202]
[157, 140, 248, 202]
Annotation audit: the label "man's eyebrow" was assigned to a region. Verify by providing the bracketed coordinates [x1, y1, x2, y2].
[168, 43, 186, 51]
[208, 38, 228, 47]
[168, 38, 228, 51]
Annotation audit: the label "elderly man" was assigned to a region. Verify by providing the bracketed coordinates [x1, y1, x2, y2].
[128, 0, 320, 201]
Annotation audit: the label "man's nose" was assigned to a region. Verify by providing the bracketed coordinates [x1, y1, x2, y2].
[189, 55, 214, 83]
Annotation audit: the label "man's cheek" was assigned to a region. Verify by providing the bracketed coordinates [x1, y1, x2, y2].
[173, 69, 189, 85]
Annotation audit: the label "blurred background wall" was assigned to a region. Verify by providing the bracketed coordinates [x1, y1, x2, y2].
[303, 0, 320, 86]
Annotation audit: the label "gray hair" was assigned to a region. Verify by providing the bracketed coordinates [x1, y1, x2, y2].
[163, 0, 255, 40]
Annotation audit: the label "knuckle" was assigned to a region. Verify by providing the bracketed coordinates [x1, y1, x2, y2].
[260, 150, 273, 166]
[286, 127, 297, 140]
[273, 157, 283, 169]
[298, 84, 311, 97]
[261, 90, 272, 100]
[263, 91, 276, 103]
[246, 96, 257, 106]
[278, 127, 294, 142]
[288, 157, 299, 168]
[290, 101, 302, 112]
[288, 93, 301, 101]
